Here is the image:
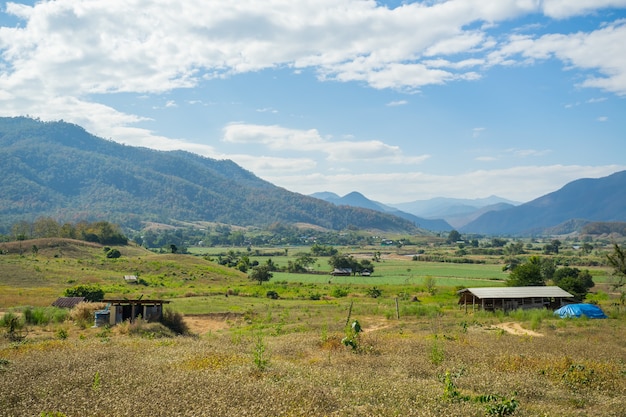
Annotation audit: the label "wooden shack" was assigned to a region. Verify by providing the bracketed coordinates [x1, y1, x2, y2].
[102, 299, 170, 325]
[457, 286, 574, 312]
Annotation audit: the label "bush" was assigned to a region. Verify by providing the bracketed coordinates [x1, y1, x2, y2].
[64, 284, 105, 302]
[22, 307, 68, 326]
[160, 309, 191, 336]
[331, 287, 349, 298]
[1, 312, 24, 341]
[105, 248, 121, 259]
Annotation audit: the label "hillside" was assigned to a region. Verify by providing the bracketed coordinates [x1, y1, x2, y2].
[310, 191, 452, 231]
[0, 117, 419, 233]
[461, 170, 626, 235]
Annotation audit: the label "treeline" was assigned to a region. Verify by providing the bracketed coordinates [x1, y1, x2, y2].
[3, 218, 127, 245]
[582, 222, 626, 236]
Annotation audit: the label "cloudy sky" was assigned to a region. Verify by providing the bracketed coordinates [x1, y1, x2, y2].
[1, 0, 625, 204]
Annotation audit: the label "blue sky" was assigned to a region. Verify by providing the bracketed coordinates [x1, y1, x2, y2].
[1, 1, 625, 204]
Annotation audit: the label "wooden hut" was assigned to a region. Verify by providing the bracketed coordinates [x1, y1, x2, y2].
[102, 299, 170, 325]
[457, 286, 574, 312]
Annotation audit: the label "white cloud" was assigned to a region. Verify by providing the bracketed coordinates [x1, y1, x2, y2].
[491, 20, 626, 95]
[0, 0, 623, 147]
[597, 116, 609, 122]
[512, 148, 552, 157]
[541, 0, 626, 19]
[386, 100, 408, 106]
[472, 127, 486, 138]
[222, 123, 429, 165]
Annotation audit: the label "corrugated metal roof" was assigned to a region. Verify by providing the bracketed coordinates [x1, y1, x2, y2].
[51, 297, 85, 308]
[458, 286, 574, 299]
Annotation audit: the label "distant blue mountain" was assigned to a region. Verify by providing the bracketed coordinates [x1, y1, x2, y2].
[460, 170, 626, 235]
[310, 191, 453, 232]
[389, 196, 519, 229]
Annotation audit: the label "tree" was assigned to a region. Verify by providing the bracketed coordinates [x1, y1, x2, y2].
[543, 239, 562, 254]
[506, 256, 548, 286]
[249, 265, 272, 285]
[33, 217, 60, 238]
[607, 244, 626, 305]
[64, 284, 105, 302]
[447, 230, 461, 244]
[552, 267, 594, 301]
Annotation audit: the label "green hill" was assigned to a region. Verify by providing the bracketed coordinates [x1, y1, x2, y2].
[0, 117, 419, 233]
[0, 238, 247, 307]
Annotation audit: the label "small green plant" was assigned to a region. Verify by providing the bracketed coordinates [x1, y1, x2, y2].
[0, 358, 10, 372]
[341, 319, 362, 351]
[253, 334, 269, 372]
[424, 275, 437, 295]
[476, 393, 519, 416]
[429, 336, 445, 365]
[56, 328, 68, 340]
[92, 371, 101, 391]
[365, 286, 382, 298]
[439, 370, 469, 401]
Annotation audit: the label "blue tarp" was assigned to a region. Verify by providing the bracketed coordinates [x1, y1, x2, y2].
[554, 303, 607, 319]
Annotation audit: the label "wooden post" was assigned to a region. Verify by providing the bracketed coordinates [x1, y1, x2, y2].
[345, 300, 354, 326]
[395, 297, 400, 320]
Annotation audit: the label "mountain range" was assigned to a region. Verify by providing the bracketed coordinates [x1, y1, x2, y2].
[309, 191, 453, 231]
[459, 170, 626, 235]
[0, 117, 419, 233]
[2, 117, 625, 237]
[313, 171, 626, 236]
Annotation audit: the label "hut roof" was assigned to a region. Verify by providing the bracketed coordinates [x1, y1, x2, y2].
[51, 297, 85, 308]
[457, 286, 574, 299]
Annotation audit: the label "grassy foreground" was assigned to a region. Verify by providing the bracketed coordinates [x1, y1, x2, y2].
[1, 239, 625, 416]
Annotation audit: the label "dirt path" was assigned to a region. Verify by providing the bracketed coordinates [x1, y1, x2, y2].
[492, 322, 543, 337]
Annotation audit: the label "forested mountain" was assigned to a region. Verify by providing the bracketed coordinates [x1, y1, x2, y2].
[0, 117, 419, 233]
[310, 191, 453, 231]
[461, 170, 626, 235]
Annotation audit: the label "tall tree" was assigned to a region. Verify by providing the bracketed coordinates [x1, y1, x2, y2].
[552, 267, 594, 301]
[249, 265, 272, 285]
[607, 244, 626, 305]
[506, 256, 550, 286]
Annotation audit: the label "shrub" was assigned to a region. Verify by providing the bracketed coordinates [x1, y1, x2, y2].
[123, 318, 175, 338]
[64, 284, 104, 302]
[23, 307, 68, 326]
[1, 312, 24, 341]
[160, 309, 190, 336]
[105, 248, 121, 259]
[331, 287, 349, 298]
[366, 286, 382, 298]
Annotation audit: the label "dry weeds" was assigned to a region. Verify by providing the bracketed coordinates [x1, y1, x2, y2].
[1, 314, 625, 417]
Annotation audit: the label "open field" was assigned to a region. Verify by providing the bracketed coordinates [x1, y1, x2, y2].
[1, 239, 625, 416]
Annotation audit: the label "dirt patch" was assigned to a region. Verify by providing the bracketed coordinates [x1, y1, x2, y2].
[183, 313, 243, 334]
[492, 322, 543, 337]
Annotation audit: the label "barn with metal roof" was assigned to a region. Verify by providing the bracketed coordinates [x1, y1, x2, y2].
[457, 286, 574, 312]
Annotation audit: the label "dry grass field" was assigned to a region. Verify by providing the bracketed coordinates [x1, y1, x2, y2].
[1, 239, 625, 416]
[1, 309, 625, 417]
